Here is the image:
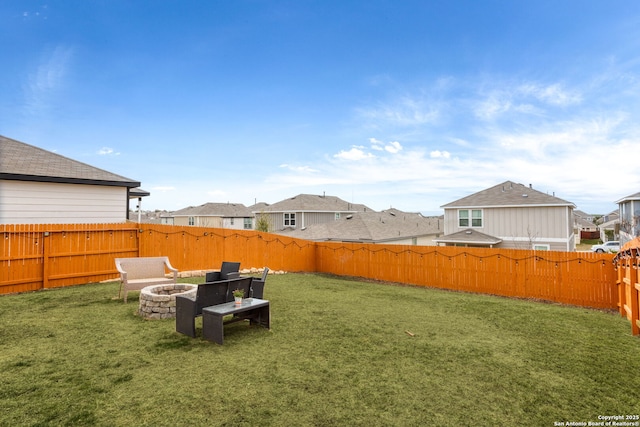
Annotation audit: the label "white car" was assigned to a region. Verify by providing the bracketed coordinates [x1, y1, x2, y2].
[590, 241, 620, 253]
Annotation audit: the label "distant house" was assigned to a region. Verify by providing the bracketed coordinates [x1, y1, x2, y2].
[275, 208, 443, 245]
[598, 211, 619, 243]
[435, 181, 576, 251]
[255, 193, 372, 231]
[616, 191, 640, 246]
[0, 135, 144, 224]
[170, 202, 254, 229]
[573, 210, 598, 241]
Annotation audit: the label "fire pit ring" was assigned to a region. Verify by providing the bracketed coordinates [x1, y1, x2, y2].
[138, 283, 197, 319]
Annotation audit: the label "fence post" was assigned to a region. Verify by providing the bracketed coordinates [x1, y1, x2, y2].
[617, 257, 626, 317]
[42, 231, 50, 289]
[631, 251, 639, 336]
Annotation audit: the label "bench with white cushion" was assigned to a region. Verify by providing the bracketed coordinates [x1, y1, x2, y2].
[115, 257, 178, 303]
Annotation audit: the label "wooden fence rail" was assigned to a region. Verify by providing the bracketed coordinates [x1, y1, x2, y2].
[1, 223, 619, 313]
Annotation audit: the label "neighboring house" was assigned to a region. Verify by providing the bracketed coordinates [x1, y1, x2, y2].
[573, 209, 595, 224]
[0, 135, 143, 224]
[128, 209, 170, 224]
[171, 202, 254, 229]
[599, 214, 619, 243]
[573, 211, 598, 242]
[435, 181, 576, 251]
[616, 191, 640, 246]
[275, 208, 444, 245]
[255, 193, 372, 231]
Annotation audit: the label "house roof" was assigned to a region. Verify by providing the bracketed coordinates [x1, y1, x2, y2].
[441, 181, 575, 209]
[433, 229, 503, 246]
[573, 215, 594, 229]
[0, 135, 140, 188]
[130, 188, 150, 198]
[275, 209, 443, 242]
[616, 191, 640, 204]
[257, 193, 373, 213]
[249, 202, 270, 212]
[172, 202, 253, 217]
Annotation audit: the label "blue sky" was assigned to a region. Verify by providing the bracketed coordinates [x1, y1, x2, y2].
[2, 1, 639, 215]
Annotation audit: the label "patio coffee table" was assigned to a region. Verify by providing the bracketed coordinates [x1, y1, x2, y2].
[202, 298, 270, 345]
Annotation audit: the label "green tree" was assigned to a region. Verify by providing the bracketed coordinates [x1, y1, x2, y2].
[255, 212, 272, 232]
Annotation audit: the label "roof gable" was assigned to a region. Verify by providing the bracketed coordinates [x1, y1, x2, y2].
[0, 135, 140, 187]
[441, 181, 575, 208]
[172, 202, 252, 217]
[260, 193, 373, 213]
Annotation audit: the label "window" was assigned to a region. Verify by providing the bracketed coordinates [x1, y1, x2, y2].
[533, 244, 550, 251]
[244, 218, 252, 229]
[335, 213, 341, 220]
[471, 209, 482, 227]
[284, 213, 296, 227]
[458, 209, 482, 227]
[188, 217, 195, 226]
[458, 210, 469, 227]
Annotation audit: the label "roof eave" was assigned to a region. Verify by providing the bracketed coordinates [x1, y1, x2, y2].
[0, 173, 140, 188]
[442, 203, 575, 209]
[433, 238, 503, 245]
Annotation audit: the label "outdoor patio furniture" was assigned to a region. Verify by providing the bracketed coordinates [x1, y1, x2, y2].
[205, 261, 241, 282]
[202, 298, 271, 345]
[115, 256, 178, 303]
[175, 276, 252, 338]
[250, 267, 269, 298]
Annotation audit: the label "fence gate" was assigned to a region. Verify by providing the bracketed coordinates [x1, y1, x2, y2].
[615, 248, 640, 336]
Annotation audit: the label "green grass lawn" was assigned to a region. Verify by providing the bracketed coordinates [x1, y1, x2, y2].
[1, 273, 639, 426]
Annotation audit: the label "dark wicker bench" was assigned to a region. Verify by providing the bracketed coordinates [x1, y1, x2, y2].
[175, 276, 253, 337]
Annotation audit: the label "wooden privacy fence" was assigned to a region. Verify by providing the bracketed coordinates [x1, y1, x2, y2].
[0, 223, 316, 295]
[613, 238, 640, 336]
[314, 242, 617, 310]
[1, 223, 618, 312]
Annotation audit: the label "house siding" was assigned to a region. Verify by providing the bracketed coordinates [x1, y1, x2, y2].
[173, 216, 223, 228]
[0, 180, 127, 224]
[268, 211, 348, 230]
[222, 217, 253, 230]
[619, 199, 640, 245]
[444, 205, 574, 250]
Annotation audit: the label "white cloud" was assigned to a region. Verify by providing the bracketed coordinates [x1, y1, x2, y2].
[518, 83, 582, 106]
[279, 164, 319, 173]
[356, 95, 440, 127]
[24, 45, 73, 117]
[384, 141, 402, 153]
[333, 147, 374, 161]
[474, 94, 511, 120]
[151, 186, 175, 192]
[98, 147, 120, 155]
[430, 150, 450, 159]
[369, 138, 384, 150]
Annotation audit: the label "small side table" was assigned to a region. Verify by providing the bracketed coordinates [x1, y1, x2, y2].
[202, 298, 270, 345]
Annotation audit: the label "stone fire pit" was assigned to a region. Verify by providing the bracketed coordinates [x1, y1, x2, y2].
[138, 283, 197, 319]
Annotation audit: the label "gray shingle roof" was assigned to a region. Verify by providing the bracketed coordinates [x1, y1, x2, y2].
[616, 191, 640, 203]
[276, 209, 443, 242]
[0, 135, 140, 187]
[172, 202, 253, 217]
[258, 193, 373, 213]
[441, 181, 575, 208]
[433, 228, 502, 245]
